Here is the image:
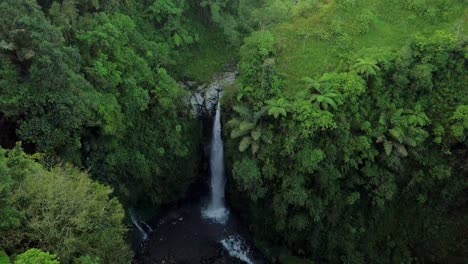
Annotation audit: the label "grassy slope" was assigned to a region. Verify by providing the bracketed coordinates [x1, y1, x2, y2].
[273, 0, 466, 92]
[181, 25, 236, 82]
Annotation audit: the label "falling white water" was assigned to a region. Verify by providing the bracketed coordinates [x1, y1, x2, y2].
[202, 100, 229, 224]
[129, 209, 148, 240]
[141, 221, 153, 233]
[221, 235, 255, 264]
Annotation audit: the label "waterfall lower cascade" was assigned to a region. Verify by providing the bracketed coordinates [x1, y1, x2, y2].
[202, 101, 230, 224]
[129, 208, 151, 241]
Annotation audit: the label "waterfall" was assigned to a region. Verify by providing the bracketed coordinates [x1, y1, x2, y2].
[141, 221, 153, 233]
[129, 208, 149, 241]
[202, 100, 229, 224]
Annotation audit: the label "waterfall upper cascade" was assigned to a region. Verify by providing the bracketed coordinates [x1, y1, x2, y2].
[202, 100, 230, 224]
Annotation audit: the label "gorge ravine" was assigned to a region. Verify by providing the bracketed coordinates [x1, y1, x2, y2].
[132, 72, 263, 264]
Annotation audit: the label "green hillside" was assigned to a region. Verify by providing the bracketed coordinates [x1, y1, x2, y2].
[273, 0, 466, 91]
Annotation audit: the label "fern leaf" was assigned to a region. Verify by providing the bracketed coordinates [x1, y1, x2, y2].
[255, 106, 269, 121]
[233, 105, 251, 119]
[226, 118, 240, 128]
[251, 143, 259, 155]
[0, 40, 15, 50]
[394, 143, 408, 157]
[239, 121, 255, 132]
[231, 128, 249, 139]
[239, 137, 252, 152]
[251, 129, 261, 141]
[383, 140, 393, 155]
[389, 127, 404, 143]
[302, 76, 314, 83]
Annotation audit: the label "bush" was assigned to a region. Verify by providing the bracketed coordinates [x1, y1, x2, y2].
[0, 147, 132, 264]
[14, 249, 59, 264]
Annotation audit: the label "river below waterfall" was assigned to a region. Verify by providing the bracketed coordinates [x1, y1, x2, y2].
[132, 72, 266, 264]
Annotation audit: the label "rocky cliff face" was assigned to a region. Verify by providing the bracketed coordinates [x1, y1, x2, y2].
[187, 71, 237, 117]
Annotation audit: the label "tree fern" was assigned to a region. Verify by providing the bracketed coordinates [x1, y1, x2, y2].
[227, 105, 270, 155]
[266, 97, 290, 118]
[306, 81, 343, 110]
[352, 58, 380, 77]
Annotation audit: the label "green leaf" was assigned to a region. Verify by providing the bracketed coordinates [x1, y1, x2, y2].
[323, 97, 337, 110]
[233, 105, 251, 119]
[389, 127, 403, 142]
[405, 137, 417, 147]
[231, 128, 248, 139]
[251, 129, 261, 141]
[239, 137, 252, 152]
[251, 143, 259, 155]
[394, 143, 408, 157]
[91, 0, 100, 9]
[383, 140, 393, 155]
[0, 40, 14, 50]
[174, 33, 182, 46]
[226, 118, 240, 128]
[239, 121, 255, 132]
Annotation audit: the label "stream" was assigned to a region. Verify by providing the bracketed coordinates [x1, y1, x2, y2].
[132, 72, 266, 264]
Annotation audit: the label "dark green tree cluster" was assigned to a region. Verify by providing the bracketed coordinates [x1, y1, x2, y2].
[224, 29, 467, 263]
[0, 0, 204, 208]
[0, 0, 218, 261]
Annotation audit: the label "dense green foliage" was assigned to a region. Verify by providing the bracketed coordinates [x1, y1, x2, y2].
[0, 146, 131, 263]
[222, 1, 467, 262]
[0, 0, 207, 208]
[0, 0, 224, 261]
[1, 0, 466, 263]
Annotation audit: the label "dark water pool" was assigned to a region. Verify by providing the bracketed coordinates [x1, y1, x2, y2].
[132, 199, 266, 264]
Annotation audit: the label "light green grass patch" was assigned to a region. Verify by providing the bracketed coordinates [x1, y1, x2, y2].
[273, 0, 465, 92]
[182, 28, 236, 82]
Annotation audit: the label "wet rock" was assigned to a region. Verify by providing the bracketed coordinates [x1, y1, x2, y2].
[187, 71, 237, 117]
